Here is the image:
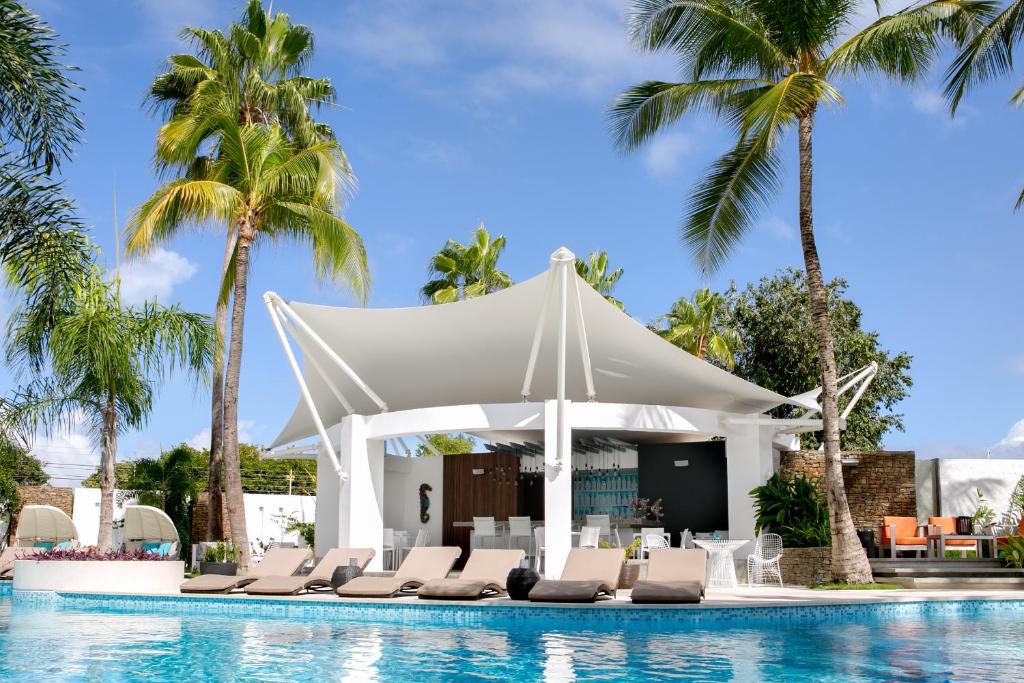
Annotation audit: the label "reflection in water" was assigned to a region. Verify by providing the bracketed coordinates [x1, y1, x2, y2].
[2, 599, 1024, 682]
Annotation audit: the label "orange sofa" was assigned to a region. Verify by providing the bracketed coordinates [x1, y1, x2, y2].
[927, 517, 978, 556]
[880, 516, 928, 558]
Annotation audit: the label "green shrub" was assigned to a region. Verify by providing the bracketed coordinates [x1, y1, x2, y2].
[750, 473, 830, 548]
[999, 535, 1024, 569]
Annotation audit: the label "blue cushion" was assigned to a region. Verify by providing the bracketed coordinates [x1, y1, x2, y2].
[158, 542, 172, 556]
[33, 542, 53, 550]
[142, 542, 161, 553]
[55, 541, 72, 550]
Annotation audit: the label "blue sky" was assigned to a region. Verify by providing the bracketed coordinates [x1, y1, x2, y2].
[5, 0, 1023, 484]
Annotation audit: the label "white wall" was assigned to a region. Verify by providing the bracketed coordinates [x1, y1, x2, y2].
[382, 454, 443, 545]
[72, 488, 130, 546]
[917, 459, 1024, 522]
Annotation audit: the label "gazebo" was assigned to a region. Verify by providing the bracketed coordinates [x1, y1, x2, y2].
[263, 248, 870, 576]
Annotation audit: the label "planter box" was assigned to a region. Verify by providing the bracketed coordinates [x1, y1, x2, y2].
[778, 546, 832, 586]
[13, 560, 185, 595]
[199, 561, 237, 576]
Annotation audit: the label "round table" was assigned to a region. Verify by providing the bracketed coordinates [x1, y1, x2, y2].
[692, 539, 750, 589]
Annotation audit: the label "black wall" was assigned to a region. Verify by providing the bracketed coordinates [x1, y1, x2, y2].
[637, 441, 728, 543]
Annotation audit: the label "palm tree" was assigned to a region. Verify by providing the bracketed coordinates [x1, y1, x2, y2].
[2, 265, 215, 550]
[575, 250, 626, 310]
[127, 119, 369, 567]
[946, 0, 1024, 206]
[611, 0, 990, 582]
[421, 224, 512, 304]
[144, 0, 341, 540]
[654, 288, 742, 369]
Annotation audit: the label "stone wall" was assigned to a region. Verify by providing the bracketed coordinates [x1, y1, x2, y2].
[779, 546, 831, 586]
[779, 451, 916, 533]
[190, 491, 231, 543]
[16, 485, 73, 516]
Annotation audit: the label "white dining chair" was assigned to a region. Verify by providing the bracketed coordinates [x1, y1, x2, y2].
[639, 527, 666, 558]
[645, 533, 670, 552]
[382, 528, 396, 570]
[400, 528, 429, 564]
[533, 526, 546, 572]
[578, 525, 601, 548]
[747, 533, 784, 587]
[585, 514, 621, 547]
[508, 516, 533, 556]
[472, 516, 498, 549]
[680, 528, 694, 549]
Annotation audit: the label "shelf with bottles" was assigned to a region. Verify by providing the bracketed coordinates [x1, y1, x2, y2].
[571, 468, 638, 494]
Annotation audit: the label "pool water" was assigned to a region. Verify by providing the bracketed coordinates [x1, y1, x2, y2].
[2, 595, 1023, 681]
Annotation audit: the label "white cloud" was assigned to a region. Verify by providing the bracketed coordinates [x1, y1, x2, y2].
[187, 419, 256, 450]
[331, 0, 673, 103]
[911, 89, 945, 115]
[118, 248, 198, 306]
[643, 132, 692, 178]
[763, 216, 796, 241]
[1009, 355, 1024, 375]
[29, 410, 99, 487]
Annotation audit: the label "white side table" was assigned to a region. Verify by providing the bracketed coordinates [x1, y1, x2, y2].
[692, 539, 750, 589]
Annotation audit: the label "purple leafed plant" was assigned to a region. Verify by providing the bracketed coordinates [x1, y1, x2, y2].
[35, 547, 175, 561]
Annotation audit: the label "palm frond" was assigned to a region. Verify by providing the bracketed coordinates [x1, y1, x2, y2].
[944, 0, 1023, 112]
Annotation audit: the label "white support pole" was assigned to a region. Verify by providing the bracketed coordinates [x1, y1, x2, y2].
[555, 252, 570, 469]
[282, 318, 355, 415]
[521, 266, 557, 400]
[570, 271, 596, 400]
[840, 362, 878, 420]
[337, 415, 384, 570]
[543, 399, 573, 579]
[263, 293, 347, 480]
[725, 419, 775, 547]
[269, 293, 389, 412]
[417, 435, 442, 457]
[396, 436, 415, 457]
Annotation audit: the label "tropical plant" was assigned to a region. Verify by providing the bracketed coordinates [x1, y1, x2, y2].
[751, 473, 831, 548]
[945, 0, 1024, 206]
[999, 534, 1024, 568]
[0, 467, 18, 545]
[611, 0, 990, 582]
[0, 433, 48, 485]
[575, 250, 625, 310]
[726, 268, 912, 450]
[421, 224, 512, 304]
[202, 541, 237, 564]
[971, 488, 996, 531]
[1, 265, 216, 550]
[127, 121, 368, 568]
[145, 0, 344, 543]
[116, 445, 202, 549]
[283, 516, 315, 549]
[416, 433, 475, 456]
[1005, 475, 1024, 527]
[37, 547, 178, 562]
[653, 288, 743, 369]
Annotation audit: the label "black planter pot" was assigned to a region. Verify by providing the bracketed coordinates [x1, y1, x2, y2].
[331, 564, 364, 588]
[506, 567, 540, 600]
[200, 561, 238, 576]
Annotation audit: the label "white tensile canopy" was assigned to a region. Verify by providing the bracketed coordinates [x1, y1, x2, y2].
[268, 248, 817, 448]
[122, 505, 179, 543]
[16, 505, 79, 543]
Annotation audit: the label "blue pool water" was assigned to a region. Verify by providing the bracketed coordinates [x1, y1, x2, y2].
[2, 592, 1024, 681]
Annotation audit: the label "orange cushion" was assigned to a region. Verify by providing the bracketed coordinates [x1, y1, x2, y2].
[881, 517, 920, 542]
[894, 537, 928, 545]
[944, 539, 977, 547]
[927, 517, 957, 535]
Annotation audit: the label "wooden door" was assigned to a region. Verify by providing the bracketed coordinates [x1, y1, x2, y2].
[442, 452, 520, 567]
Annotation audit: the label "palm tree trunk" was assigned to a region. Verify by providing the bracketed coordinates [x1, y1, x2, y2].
[97, 399, 118, 551]
[797, 109, 872, 583]
[222, 224, 253, 569]
[207, 232, 237, 541]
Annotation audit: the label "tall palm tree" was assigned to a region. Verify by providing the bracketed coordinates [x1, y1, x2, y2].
[144, 0, 340, 540]
[654, 288, 742, 369]
[421, 224, 512, 304]
[575, 250, 626, 310]
[127, 119, 369, 567]
[945, 0, 1024, 206]
[611, 0, 990, 582]
[2, 265, 215, 550]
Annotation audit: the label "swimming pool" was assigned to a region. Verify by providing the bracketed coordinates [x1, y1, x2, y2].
[2, 591, 1023, 681]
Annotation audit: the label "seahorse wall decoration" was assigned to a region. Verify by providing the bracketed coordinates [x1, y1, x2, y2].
[419, 483, 432, 524]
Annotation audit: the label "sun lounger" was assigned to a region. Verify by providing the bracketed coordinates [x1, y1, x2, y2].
[0, 547, 43, 579]
[630, 548, 708, 604]
[244, 548, 376, 595]
[528, 548, 623, 603]
[180, 547, 312, 593]
[336, 546, 461, 598]
[417, 548, 525, 600]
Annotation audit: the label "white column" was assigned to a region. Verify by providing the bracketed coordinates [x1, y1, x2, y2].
[543, 399, 573, 579]
[314, 433, 340, 558]
[724, 419, 776, 551]
[337, 414, 385, 570]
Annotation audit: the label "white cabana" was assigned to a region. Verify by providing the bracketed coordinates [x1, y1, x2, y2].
[122, 505, 179, 543]
[16, 505, 79, 546]
[264, 247, 860, 577]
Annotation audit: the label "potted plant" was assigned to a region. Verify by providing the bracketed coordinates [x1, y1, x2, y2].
[618, 537, 643, 589]
[199, 542, 238, 576]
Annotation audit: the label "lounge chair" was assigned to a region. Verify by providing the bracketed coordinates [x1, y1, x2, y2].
[244, 548, 375, 595]
[180, 547, 312, 593]
[0, 547, 43, 579]
[630, 548, 708, 604]
[417, 549, 525, 600]
[880, 516, 929, 558]
[528, 548, 623, 603]
[927, 516, 979, 557]
[336, 546, 461, 598]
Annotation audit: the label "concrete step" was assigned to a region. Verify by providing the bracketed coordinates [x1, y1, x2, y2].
[887, 576, 1024, 590]
[873, 566, 1024, 577]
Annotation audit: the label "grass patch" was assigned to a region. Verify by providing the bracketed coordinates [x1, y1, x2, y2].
[808, 582, 902, 590]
